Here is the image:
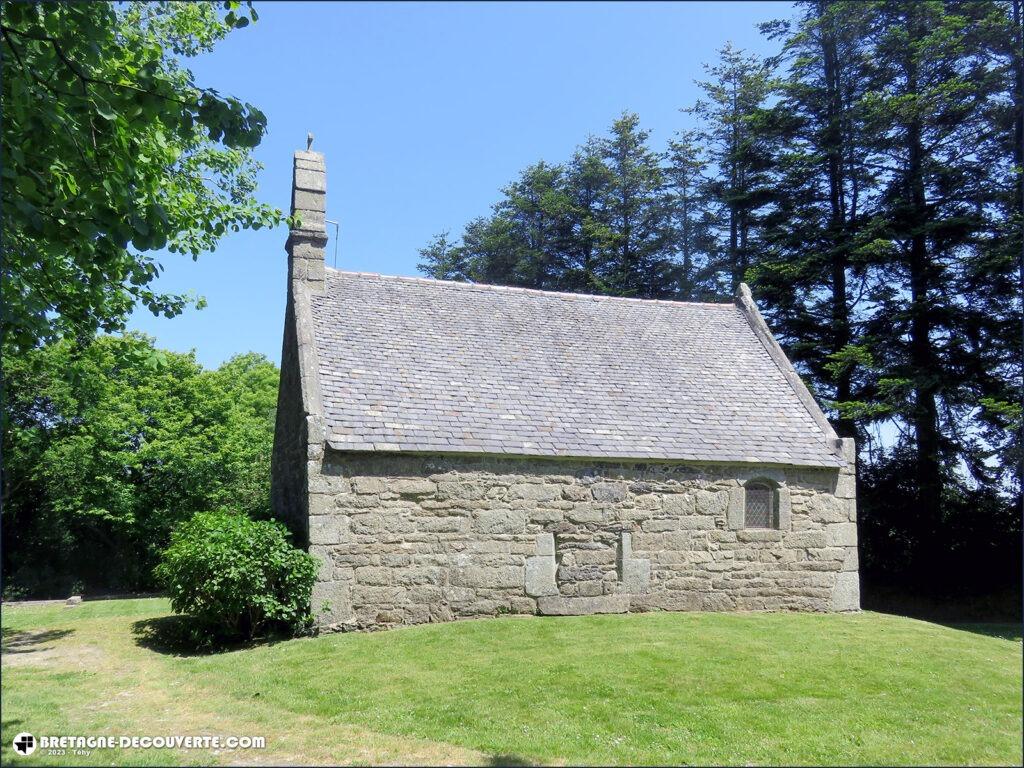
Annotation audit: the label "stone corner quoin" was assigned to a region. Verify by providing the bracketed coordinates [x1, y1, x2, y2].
[270, 148, 861, 632]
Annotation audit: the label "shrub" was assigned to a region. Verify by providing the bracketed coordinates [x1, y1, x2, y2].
[155, 510, 319, 641]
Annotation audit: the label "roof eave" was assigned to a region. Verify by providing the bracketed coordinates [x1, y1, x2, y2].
[323, 440, 843, 469]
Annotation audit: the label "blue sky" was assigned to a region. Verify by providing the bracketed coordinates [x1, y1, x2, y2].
[127, 1, 795, 368]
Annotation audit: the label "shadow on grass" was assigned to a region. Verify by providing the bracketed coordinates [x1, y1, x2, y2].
[131, 615, 287, 657]
[1, 626, 75, 653]
[1, 718, 25, 744]
[487, 756, 536, 767]
[941, 623, 1023, 642]
[862, 586, 1022, 624]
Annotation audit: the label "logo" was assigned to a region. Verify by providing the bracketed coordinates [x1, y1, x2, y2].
[12, 733, 36, 756]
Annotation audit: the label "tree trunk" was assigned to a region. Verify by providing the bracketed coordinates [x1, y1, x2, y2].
[681, 189, 693, 300]
[1013, 0, 1024, 495]
[903, 8, 944, 574]
[729, 80, 741, 292]
[819, 0, 856, 439]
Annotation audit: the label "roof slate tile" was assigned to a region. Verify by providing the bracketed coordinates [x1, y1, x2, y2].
[309, 270, 841, 467]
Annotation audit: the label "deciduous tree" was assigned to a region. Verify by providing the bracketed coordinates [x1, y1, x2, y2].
[0, 1, 284, 352]
[1, 335, 279, 597]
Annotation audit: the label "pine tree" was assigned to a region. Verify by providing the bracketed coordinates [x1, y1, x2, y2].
[754, 0, 881, 439]
[973, 0, 1024, 490]
[853, 0, 1020, 571]
[561, 139, 614, 293]
[420, 114, 676, 299]
[418, 231, 471, 281]
[665, 130, 719, 300]
[491, 162, 572, 290]
[595, 113, 675, 297]
[687, 43, 775, 292]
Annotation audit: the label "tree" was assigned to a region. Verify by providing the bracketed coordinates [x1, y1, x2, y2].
[974, 0, 1024, 490]
[749, 1, 1021, 590]
[595, 113, 676, 297]
[560, 139, 615, 294]
[420, 113, 676, 299]
[418, 231, 471, 282]
[754, 0, 881, 439]
[853, 0, 1021, 572]
[488, 161, 573, 289]
[687, 43, 775, 293]
[1, 335, 279, 597]
[665, 130, 719, 300]
[419, 165, 573, 290]
[0, 1, 285, 352]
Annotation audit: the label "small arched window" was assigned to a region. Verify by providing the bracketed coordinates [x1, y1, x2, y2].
[744, 482, 775, 528]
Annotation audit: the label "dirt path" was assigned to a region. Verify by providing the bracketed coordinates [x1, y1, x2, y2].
[2, 610, 491, 766]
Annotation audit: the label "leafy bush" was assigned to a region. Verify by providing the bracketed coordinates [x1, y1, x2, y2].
[155, 510, 318, 641]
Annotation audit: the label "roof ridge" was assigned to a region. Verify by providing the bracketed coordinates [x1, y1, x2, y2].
[325, 267, 736, 309]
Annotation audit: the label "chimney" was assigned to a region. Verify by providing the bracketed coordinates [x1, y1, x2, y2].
[286, 147, 327, 292]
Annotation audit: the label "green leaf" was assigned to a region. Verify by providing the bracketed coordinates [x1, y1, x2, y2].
[15, 175, 38, 197]
[2, 1, 284, 353]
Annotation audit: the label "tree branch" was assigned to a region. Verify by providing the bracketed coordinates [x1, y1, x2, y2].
[1, 23, 197, 108]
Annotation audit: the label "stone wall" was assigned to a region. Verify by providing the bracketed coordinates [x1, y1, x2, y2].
[270, 298, 309, 543]
[308, 449, 859, 631]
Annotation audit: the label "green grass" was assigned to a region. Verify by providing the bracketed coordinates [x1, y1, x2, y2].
[2, 599, 1021, 766]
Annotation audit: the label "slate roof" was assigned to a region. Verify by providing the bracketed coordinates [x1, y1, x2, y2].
[308, 270, 842, 467]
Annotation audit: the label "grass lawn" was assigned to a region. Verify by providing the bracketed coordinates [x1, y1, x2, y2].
[1, 599, 1021, 766]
